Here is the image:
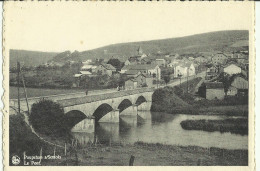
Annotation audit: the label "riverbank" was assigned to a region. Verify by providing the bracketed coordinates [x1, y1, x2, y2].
[43, 141, 248, 166]
[180, 118, 248, 135]
[168, 105, 248, 116]
[151, 81, 248, 116]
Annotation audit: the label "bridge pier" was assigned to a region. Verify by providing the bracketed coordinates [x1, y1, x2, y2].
[120, 105, 138, 116]
[71, 117, 95, 133]
[99, 109, 120, 123]
[137, 101, 152, 111]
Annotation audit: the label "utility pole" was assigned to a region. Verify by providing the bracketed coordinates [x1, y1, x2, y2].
[17, 62, 21, 114]
[180, 75, 181, 87]
[178, 74, 182, 88]
[156, 67, 159, 88]
[187, 69, 189, 93]
[22, 75, 30, 114]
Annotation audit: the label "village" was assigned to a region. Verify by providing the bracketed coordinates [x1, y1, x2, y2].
[10, 44, 249, 101]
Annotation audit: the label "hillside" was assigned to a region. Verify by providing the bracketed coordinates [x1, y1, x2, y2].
[10, 30, 249, 66]
[9, 49, 58, 68]
[52, 30, 249, 62]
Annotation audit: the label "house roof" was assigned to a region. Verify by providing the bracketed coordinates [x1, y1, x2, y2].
[125, 70, 140, 76]
[100, 63, 116, 70]
[195, 56, 206, 60]
[141, 57, 152, 62]
[121, 64, 158, 71]
[80, 71, 92, 75]
[231, 76, 248, 89]
[176, 62, 194, 68]
[126, 78, 137, 82]
[238, 59, 249, 64]
[74, 74, 83, 77]
[205, 82, 224, 89]
[224, 63, 241, 69]
[128, 56, 140, 62]
[135, 73, 147, 78]
[81, 65, 96, 69]
[156, 58, 166, 61]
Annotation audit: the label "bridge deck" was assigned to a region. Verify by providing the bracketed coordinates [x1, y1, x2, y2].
[57, 88, 155, 107]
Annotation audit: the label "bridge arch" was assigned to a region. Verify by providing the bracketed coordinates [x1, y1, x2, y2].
[64, 110, 87, 130]
[93, 103, 113, 122]
[118, 99, 133, 113]
[135, 95, 147, 106]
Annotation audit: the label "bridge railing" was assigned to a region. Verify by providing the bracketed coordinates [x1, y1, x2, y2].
[57, 87, 155, 107]
[9, 87, 119, 104]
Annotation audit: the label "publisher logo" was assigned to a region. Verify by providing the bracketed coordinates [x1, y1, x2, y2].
[12, 155, 20, 165]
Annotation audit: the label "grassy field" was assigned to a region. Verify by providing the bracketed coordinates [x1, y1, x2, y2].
[64, 142, 248, 166]
[42, 141, 248, 166]
[9, 86, 84, 99]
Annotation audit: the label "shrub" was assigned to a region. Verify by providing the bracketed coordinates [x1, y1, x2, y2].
[151, 87, 177, 112]
[29, 99, 68, 137]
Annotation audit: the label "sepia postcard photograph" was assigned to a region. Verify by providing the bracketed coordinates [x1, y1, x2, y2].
[2, 1, 255, 170]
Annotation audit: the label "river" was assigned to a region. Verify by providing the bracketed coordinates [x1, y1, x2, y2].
[71, 112, 248, 150]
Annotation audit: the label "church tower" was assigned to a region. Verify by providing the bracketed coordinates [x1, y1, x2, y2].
[137, 46, 143, 55]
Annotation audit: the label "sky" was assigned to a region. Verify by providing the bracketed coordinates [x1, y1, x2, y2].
[4, 2, 254, 52]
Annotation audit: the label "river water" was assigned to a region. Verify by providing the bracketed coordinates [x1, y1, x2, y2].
[71, 111, 248, 150]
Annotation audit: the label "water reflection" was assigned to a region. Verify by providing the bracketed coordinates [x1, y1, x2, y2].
[95, 123, 119, 144]
[71, 111, 248, 150]
[72, 132, 95, 145]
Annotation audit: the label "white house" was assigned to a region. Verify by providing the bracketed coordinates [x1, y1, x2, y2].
[188, 63, 196, 76]
[174, 63, 196, 78]
[224, 64, 242, 75]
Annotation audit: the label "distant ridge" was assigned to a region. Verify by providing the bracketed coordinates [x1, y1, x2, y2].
[9, 49, 58, 68]
[10, 30, 248, 67]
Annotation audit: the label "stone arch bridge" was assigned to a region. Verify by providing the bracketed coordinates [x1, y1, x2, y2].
[10, 88, 154, 132]
[59, 88, 154, 131]
[9, 74, 203, 132]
